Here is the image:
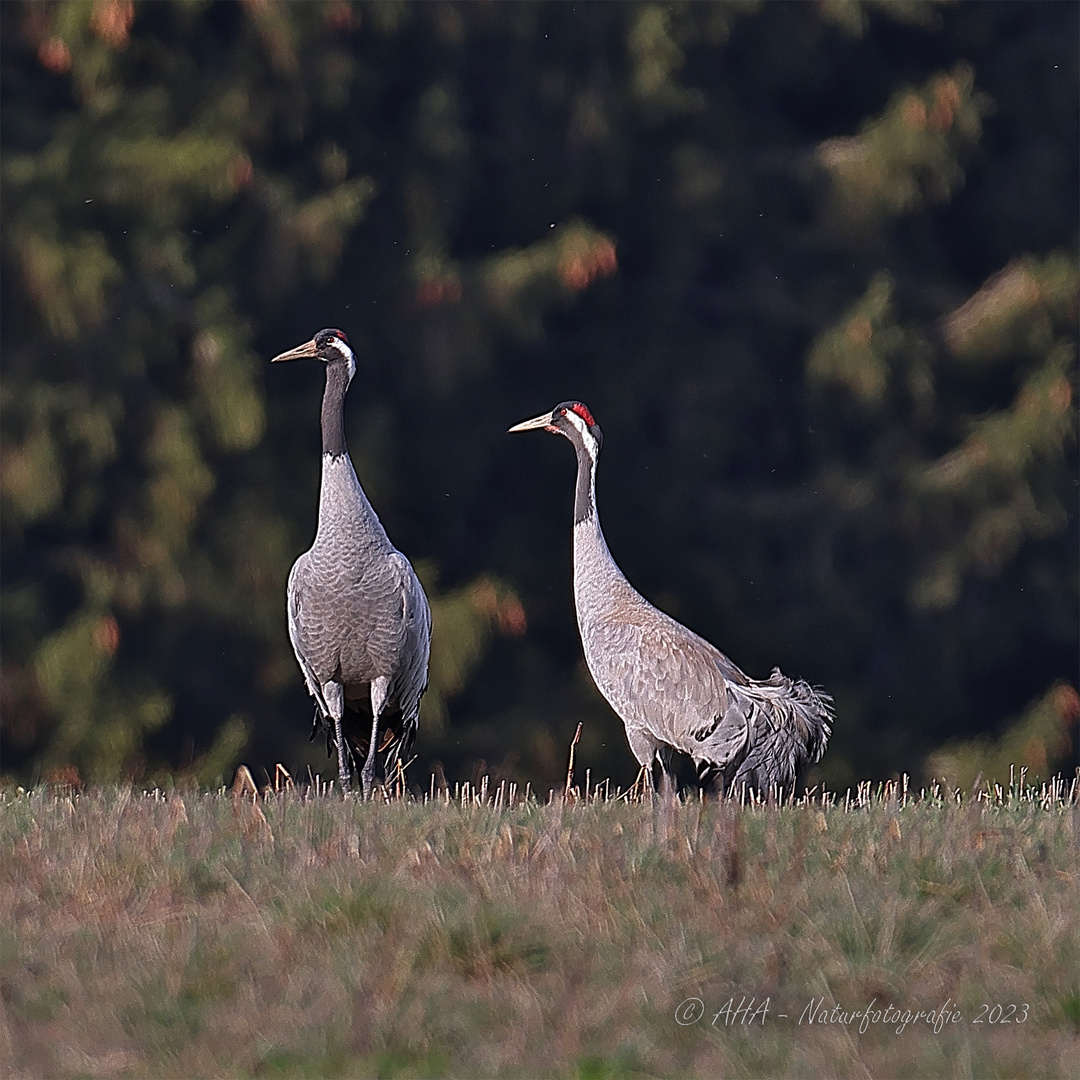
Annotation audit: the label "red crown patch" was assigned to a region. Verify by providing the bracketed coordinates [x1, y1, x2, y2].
[570, 403, 596, 427]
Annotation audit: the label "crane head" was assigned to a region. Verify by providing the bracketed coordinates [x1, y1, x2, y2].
[270, 328, 355, 382]
[508, 400, 603, 457]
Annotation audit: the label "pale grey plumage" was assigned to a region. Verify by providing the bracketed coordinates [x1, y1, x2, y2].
[510, 401, 831, 798]
[273, 329, 430, 797]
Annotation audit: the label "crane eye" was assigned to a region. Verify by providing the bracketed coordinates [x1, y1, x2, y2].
[560, 409, 567, 416]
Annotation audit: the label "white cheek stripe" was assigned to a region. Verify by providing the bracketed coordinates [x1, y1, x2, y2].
[564, 409, 596, 457]
[328, 337, 355, 381]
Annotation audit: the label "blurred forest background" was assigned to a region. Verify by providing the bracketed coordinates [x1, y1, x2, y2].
[2, 0, 1077, 794]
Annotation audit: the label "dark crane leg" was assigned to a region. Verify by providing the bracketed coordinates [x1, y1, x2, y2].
[324, 681, 353, 795]
[655, 746, 677, 802]
[362, 676, 392, 799]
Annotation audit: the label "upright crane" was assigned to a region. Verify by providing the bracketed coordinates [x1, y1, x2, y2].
[510, 400, 831, 798]
[272, 329, 430, 797]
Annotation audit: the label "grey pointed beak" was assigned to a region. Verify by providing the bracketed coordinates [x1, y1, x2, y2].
[508, 411, 556, 433]
[270, 339, 320, 363]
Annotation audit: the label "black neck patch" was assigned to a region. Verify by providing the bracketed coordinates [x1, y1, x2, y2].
[573, 443, 596, 524]
[321, 361, 350, 457]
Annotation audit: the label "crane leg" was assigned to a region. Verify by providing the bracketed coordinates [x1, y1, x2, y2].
[627, 729, 661, 798]
[694, 758, 720, 797]
[362, 676, 391, 800]
[323, 681, 352, 795]
[656, 746, 677, 802]
[627, 729, 677, 801]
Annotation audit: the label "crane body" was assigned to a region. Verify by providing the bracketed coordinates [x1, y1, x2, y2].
[510, 400, 831, 798]
[273, 329, 430, 796]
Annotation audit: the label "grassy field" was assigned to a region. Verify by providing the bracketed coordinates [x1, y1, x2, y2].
[2, 776, 1077, 1079]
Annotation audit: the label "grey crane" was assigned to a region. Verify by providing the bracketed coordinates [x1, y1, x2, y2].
[509, 401, 831, 799]
[272, 328, 430, 797]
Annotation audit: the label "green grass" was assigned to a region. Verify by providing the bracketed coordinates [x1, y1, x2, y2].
[1, 777, 1077, 1078]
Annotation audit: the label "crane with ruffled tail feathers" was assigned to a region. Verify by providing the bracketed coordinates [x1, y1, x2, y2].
[509, 400, 831, 798]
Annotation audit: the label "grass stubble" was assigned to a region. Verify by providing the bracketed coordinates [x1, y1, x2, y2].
[1, 772, 1077, 1079]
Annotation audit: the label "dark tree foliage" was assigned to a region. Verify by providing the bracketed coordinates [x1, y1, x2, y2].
[2, 1, 1076, 791]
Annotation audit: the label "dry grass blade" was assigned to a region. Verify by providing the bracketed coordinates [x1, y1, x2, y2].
[564, 721, 583, 801]
[273, 764, 293, 793]
[231, 764, 258, 801]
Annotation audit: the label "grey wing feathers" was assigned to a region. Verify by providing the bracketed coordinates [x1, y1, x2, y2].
[587, 602, 832, 795]
[587, 613, 741, 758]
[286, 555, 328, 715]
[286, 547, 430, 724]
[385, 549, 432, 722]
[366, 551, 430, 775]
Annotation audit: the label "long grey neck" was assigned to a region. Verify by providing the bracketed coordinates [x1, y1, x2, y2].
[321, 362, 350, 458]
[572, 445, 634, 616]
[315, 364, 391, 553]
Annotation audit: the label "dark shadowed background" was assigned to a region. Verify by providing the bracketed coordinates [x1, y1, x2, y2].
[2, 0, 1077, 793]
